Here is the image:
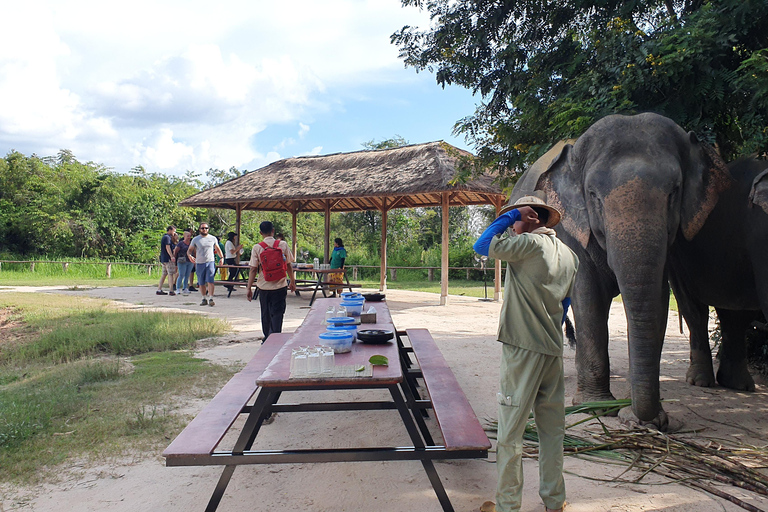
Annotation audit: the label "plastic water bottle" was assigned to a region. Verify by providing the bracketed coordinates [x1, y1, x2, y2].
[313, 257, 319, 268]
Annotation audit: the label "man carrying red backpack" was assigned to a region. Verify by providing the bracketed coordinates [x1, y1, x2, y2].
[246, 221, 296, 340]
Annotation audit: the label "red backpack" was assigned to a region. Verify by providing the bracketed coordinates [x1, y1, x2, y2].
[258, 240, 287, 281]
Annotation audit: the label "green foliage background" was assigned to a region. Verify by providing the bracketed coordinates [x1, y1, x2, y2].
[393, 0, 768, 183]
[0, 149, 486, 271]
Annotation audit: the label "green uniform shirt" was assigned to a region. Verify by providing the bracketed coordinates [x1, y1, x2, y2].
[330, 247, 347, 269]
[489, 232, 579, 357]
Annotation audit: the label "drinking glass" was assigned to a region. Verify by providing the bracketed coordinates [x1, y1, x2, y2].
[292, 348, 307, 377]
[321, 346, 335, 373]
[325, 306, 335, 325]
[307, 347, 321, 375]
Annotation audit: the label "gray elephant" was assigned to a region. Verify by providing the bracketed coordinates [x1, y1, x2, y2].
[509, 113, 731, 429]
[669, 157, 768, 391]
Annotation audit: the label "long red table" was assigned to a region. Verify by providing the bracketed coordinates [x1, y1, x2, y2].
[164, 298, 489, 511]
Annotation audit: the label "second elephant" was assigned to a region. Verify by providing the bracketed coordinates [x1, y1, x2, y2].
[669, 157, 768, 391]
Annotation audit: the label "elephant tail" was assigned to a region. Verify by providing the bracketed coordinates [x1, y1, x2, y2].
[564, 316, 577, 348]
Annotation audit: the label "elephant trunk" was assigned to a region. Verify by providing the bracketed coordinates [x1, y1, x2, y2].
[604, 186, 671, 422]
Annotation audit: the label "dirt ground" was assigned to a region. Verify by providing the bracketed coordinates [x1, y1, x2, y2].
[1, 285, 767, 512]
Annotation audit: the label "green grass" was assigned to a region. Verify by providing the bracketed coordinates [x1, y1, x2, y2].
[0, 259, 157, 286]
[0, 294, 232, 483]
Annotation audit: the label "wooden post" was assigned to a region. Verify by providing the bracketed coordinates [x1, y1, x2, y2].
[148, 265, 152, 276]
[30, 262, 35, 272]
[440, 192, 449, 305]
[380, 200, 388, 292]
[389, 268, 397, 281]
[62, 262, 69, 272]
[235, 204, 243, 264]
[106, 263, 112, 278]
[324, 200, 331, 264]
[291, 206, 298, 261]
[428, 268, 434, 281]
[352, 266, 358, 280]
[466, 268, 470, 280]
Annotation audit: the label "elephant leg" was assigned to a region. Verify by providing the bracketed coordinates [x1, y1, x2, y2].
[572, 268, 615, 404]
[669, 270, 716, 386]
[682, 302, 716, 387]
[715, 308, 756, 391]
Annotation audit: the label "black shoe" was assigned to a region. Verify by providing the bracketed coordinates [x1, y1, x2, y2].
[188, 286, 197, 292]
[156, 290, 167, 295]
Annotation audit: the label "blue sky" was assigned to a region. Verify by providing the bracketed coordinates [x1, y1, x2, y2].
[0, 0, 480, 176]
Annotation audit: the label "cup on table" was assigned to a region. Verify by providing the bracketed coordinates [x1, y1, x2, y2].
[291, 348, 308, 376]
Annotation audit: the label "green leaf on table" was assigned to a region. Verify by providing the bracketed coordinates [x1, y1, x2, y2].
[355, 365, 365, 372]
[369, 355, 389, 366]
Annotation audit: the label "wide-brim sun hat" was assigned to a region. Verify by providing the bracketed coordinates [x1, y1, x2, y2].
[499, 195, 562, 228]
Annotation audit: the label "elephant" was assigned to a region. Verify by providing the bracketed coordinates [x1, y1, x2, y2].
[668, 157, 768, 391]
[508, 113, 731, 429]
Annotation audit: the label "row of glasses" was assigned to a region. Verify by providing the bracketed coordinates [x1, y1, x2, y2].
[325, 305, 348, 323]
[291, 345, 335, 376]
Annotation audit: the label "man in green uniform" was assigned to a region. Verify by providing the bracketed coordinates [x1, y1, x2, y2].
[473, 195, 579, 512]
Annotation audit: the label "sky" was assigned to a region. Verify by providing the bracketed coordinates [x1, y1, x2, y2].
[0, 0, 481, 177]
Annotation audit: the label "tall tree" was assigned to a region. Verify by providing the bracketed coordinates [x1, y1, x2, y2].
[393, 0, 768, 183]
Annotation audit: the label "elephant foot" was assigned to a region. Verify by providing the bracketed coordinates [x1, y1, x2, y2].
[618, 406, 678, 432]
[573, 390, 619, 417]
[716, 359, 755, 391]
[686, 362, 716, 387]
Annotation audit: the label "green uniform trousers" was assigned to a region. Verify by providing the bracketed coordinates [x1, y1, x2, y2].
[496, 344, 566, 512]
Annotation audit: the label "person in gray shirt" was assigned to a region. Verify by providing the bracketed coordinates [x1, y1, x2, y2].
[188, 222, 224, 306]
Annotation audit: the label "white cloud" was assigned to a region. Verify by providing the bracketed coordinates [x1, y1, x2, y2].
[0, 0, 451, 175]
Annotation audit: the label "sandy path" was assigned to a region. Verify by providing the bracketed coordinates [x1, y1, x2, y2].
[1, 285, 766, 511]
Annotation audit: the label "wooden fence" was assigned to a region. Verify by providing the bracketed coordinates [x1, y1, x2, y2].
[0, 260, 503, 281]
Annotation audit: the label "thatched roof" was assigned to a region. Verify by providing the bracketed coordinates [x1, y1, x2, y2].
[180, 141, 506, 212]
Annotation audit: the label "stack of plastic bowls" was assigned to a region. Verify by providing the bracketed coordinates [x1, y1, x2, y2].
[340, 297, 365, 316]
[319, 331, 353, 353]
[327, 323, 357, 342]
[341, 292, 363, 300]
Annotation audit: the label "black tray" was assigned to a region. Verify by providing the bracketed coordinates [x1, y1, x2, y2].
[357, 329, 394, 344]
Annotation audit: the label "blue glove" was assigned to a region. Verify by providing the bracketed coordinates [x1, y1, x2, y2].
[473, 209, 521, 256]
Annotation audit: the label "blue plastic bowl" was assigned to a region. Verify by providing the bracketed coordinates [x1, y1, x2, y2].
[327, 316, 355, 325]
[319, 331, 353, 353]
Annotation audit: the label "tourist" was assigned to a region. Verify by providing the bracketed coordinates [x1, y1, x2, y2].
[157, 225, 176, 295]
[224, 231, 244, 291]
[188, 223, 224, 306]
[246, 221, 296, 340]
[473, 196, 578, 512]
[174, 228, 194, 296]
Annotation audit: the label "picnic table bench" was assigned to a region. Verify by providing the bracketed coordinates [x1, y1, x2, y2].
[163, 300, 490, 512]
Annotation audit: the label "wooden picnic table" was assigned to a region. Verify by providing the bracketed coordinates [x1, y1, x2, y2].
[163, 298, 490, 511]
[291, 266, 361, 305]
[213, 264, 251, 298]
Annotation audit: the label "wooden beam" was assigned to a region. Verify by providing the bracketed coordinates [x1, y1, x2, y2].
[324, 200, 331, 264]
[379, 198, 388, 291]
[292, 210, 298, 259]
[235, 205, 242, 264]
[440, 192, 449, 306]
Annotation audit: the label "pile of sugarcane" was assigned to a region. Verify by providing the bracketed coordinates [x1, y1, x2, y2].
[484, 400, 768, 512]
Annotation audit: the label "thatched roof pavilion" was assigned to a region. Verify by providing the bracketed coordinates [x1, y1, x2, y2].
[180, 141, 507, 304]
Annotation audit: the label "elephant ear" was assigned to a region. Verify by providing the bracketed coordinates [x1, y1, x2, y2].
[509, 140, 574, 200]
[680, 133, 733, 241]
[536, 143, 591, 249]
[748, 167, 768, 214]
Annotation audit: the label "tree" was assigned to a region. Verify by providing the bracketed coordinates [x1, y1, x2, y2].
[393, 0, 768, 183]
